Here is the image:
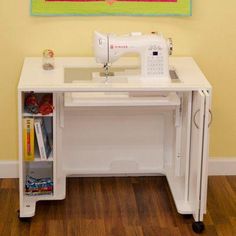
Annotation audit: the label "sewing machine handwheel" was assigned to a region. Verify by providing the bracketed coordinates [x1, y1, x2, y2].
[192, 221, 205, 234]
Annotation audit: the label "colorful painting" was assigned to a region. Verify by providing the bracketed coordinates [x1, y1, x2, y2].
[31, 0, 191, 16]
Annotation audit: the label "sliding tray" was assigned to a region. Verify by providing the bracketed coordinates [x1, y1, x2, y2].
[64, 92, 180, 107]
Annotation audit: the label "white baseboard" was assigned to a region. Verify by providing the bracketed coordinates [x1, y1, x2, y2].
[0, 161, 18, 178]
[0, 158, 236, 178]
[208, 157, 236, 176]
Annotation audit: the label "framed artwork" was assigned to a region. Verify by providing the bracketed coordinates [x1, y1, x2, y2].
[31, 0, 191, 16]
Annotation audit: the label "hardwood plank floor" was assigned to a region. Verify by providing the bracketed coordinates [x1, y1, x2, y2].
[0, 176, 236, 236]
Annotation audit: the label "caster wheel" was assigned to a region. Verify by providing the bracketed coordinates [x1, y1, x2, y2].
[192, 221, 205, 234]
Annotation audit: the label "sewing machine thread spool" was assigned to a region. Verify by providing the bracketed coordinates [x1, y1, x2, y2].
[42, 49, 55, 70]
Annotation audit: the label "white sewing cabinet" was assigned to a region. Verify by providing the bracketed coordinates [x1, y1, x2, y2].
[18, 57, 211, 233]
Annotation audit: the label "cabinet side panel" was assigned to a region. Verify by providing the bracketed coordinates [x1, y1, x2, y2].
[18, 91, 24, 216]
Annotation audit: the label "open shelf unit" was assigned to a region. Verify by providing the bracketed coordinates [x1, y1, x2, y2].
[19, 92, 56, 201]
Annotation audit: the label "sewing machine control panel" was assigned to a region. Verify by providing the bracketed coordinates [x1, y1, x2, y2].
[147, 49, 164, 76]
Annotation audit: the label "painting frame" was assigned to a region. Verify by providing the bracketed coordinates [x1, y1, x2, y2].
[31, 0, 192, 16]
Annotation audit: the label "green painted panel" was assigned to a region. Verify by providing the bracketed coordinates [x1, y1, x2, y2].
[31, 0, 191, 16]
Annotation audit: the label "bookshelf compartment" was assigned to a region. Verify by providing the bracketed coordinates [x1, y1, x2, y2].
[23, 116, 53, 162]
[23, 92, 54, 117]
[24, 161, 54, 196]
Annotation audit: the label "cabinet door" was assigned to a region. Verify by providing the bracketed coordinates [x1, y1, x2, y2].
[188, 90, 205, 221]
[199, 90, 211, 216]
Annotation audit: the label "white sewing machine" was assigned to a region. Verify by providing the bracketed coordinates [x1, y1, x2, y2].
[94, 31, 173, 82]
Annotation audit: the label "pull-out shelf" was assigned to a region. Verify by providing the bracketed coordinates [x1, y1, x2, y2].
[64, 92, 180, 107]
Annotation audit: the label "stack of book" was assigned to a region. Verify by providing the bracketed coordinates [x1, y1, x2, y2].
[23, 117, 52, 161]
[23, 118, 35, 161]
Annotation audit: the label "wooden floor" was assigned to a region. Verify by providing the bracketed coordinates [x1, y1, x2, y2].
[0, 176, 236, 236]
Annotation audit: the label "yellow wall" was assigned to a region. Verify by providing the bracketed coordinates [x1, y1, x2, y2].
[0, 0, 236, 160]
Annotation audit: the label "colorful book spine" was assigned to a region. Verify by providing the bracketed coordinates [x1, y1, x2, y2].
[23, 118, 34, 161]
[34, 118, 52, 160]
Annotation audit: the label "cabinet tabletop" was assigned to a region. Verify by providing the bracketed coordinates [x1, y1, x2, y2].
[18, 57, 211, 92]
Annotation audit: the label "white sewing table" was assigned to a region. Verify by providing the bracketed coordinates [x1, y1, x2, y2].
[18, 57, 211, 232]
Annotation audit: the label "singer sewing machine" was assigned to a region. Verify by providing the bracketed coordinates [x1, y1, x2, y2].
[94, 31, 173, 82]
